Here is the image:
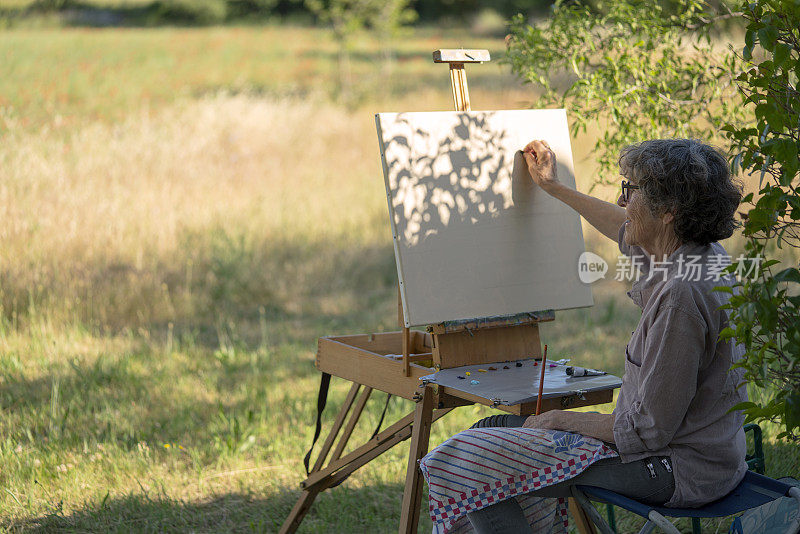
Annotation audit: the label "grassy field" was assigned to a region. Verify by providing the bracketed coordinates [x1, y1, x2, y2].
[0, 24, 797, 533]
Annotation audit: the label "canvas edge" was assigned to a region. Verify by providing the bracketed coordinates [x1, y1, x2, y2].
[375, 112, 413, 328]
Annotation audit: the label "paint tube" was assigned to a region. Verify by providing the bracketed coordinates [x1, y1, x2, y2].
[565, 366, 606, 377]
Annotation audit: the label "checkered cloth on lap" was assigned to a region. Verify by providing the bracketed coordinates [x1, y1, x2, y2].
[420, 427, 618, 533]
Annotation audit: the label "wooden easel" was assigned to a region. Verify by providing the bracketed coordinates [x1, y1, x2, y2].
[280, 49, 607, 534]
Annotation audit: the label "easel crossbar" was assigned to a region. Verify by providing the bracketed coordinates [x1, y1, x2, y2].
[301, 407, 453, 492]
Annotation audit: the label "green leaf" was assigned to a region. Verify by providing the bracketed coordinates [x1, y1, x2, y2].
[719, 326, 736, 340]
[786, 390, 800, 431]
[731, 401, 758, 412]
[773, 42, 791, 67]
[744, 29, 755, 60]
[774, 267, 800, 284]
[755, 102, 785, 132]
[757, 25, 779, 52]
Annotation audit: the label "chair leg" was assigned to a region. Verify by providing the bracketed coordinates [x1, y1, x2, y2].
[788, 487, 800, 534]
[691, 517, 702, 534]
[645, 510, 681, 534]
[744, 423, 766, 474]
[569, 487, 616, 534]
[605, 503, 617, 533]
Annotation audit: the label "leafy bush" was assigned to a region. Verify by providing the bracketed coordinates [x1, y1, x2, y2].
[471, 8, 507, 37]
[147, 0, 228, 24]
[32, 0, 72, 10]
[506, 0, 742, 184]
[719, 1, 800, 441]
[412, 0, 550, 22]
[506, 0, 799, 440]
[225, 0, 277, 19]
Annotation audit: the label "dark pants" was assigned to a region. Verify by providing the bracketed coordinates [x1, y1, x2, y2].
[465, 415, 675, 534]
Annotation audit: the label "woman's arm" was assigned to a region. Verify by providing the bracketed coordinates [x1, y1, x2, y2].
[523, 140, 626, 241]
[523, 409, 616, 444]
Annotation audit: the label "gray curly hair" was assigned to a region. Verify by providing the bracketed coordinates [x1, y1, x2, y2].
[619, 139, 742, 246]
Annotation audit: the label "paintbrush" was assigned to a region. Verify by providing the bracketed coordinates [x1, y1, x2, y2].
[535, 344, 547, 416]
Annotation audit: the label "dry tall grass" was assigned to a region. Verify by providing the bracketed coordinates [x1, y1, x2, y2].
[1, 96, 397, 336]
[3, 91, 777, 341]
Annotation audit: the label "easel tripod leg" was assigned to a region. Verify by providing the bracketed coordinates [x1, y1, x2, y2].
[280, 382, 360, 534]
[311, 382, 361, 473]
[331, 386, 373, 462]
[398, 386, 435, 534]
[280, 489, 318, 534]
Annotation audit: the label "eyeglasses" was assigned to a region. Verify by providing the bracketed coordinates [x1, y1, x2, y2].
[621, 180, 640, 202]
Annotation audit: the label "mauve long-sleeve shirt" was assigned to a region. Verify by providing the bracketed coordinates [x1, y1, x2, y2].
[612, 223, 748, 507]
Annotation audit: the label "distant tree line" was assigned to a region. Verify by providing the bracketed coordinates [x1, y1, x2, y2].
[268, 0, 727, 24]
[13, 0, 722, 28]
[18, 0, 552, 26]
[149, 0, 555, 24]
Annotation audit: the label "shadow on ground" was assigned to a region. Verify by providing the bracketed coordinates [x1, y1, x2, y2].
[7, 483, 409, 533]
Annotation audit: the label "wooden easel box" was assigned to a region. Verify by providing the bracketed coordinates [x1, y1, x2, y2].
[316, 319, 613, 415]
[316, 313, 549, 402]
[317, 330, 434, 400]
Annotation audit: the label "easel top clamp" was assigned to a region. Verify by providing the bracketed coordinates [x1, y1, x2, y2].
[397, 49, 554, 389]
[433, 48, 490, 112]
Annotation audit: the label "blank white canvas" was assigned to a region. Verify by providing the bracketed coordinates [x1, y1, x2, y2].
[375, 109, 593, 327]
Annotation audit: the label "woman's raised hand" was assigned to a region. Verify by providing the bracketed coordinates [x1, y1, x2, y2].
[522, 140, 559, 192]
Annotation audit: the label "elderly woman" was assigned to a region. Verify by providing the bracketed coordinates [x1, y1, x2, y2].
[466, 139, 748, 533]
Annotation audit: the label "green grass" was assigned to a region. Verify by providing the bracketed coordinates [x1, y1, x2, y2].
[0, 25, 526, 128]
[0, 24, 797, 533]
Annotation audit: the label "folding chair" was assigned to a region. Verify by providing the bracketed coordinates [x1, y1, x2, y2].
[571, 469, 800, 534]
[588, 423, 772, 533]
